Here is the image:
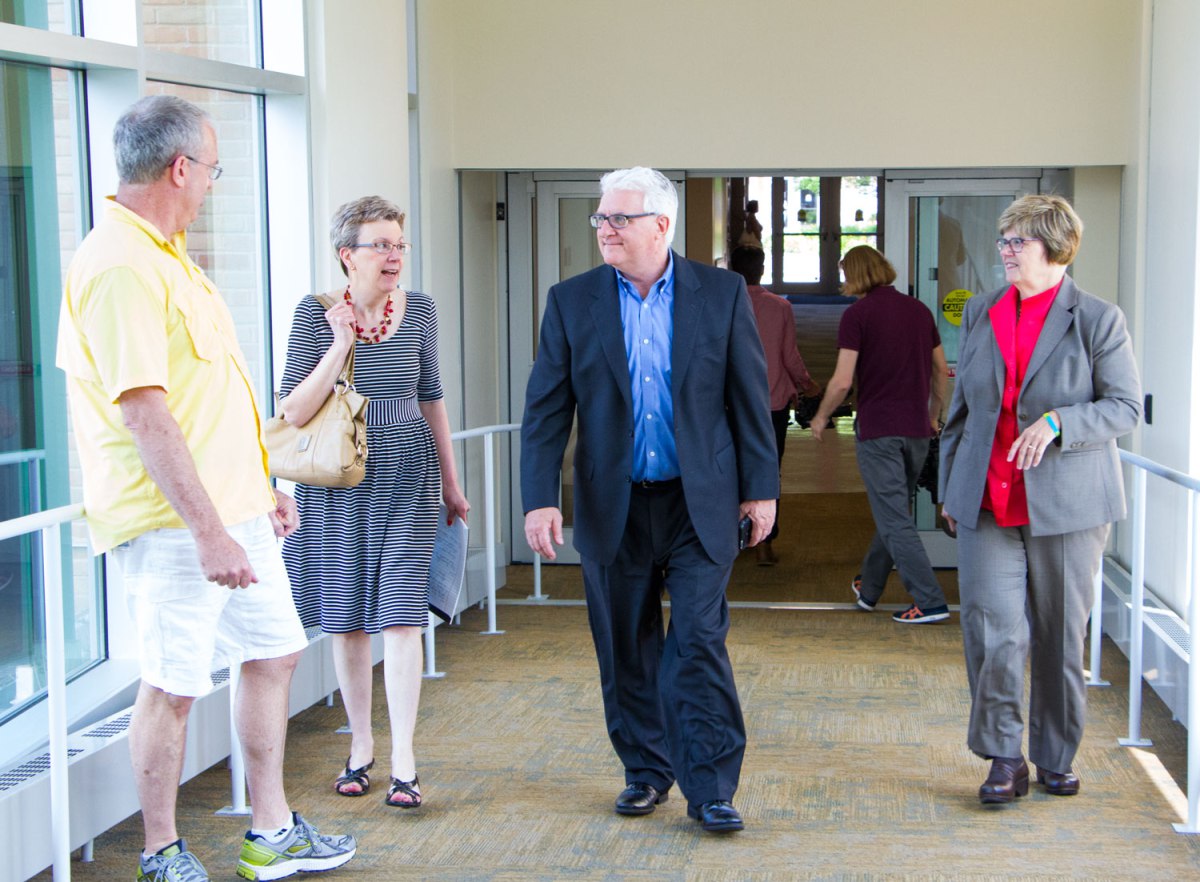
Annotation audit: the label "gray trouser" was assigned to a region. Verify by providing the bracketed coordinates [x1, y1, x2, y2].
[855, 435, 946, 610]
[957, 510, 1108, 772]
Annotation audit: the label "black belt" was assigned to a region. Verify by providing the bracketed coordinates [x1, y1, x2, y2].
[633, 477, 681, 490]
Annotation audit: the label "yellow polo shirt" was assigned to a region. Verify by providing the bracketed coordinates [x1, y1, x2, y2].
[56, 198, 276, 553]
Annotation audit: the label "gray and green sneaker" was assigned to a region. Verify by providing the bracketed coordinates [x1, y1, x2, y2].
[136, 839, 210, 881]
[236, 812, 356, 880]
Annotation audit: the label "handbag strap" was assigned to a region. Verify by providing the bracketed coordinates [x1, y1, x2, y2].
[314, 291, 356, 386]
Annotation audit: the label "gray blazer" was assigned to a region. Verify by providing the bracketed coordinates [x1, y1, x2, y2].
[939, 275, 1141, 536]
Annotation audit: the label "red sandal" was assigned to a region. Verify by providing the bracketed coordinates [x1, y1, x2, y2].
[334, 758, 374, 796]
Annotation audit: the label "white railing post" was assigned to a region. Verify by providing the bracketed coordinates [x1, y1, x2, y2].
[423, 611, 445, 678]
[1119, 468, 1149, 744]
[43, 521, 71, 881]
[530, 552, 546, 600]
[481, 431, 504, 635]
[1087, 563, 1110, 687]
[1173, 491, 1200, 833]
[216, 665, 250, 816]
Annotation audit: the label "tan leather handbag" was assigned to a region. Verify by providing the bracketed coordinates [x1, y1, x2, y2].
[263, 295, 368, 488]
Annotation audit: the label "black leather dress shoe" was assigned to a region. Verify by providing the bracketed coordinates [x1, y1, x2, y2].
[615, 782, 668, 816]
[689, 800, 744, 833]
[1037, 767, 1080, 796]
[979, 756, 1030, 805]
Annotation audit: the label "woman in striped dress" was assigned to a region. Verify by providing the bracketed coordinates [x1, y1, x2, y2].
[278, 196, 469, 809]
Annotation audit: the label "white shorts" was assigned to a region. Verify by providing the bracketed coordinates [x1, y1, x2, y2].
[111, 515, 309, 697]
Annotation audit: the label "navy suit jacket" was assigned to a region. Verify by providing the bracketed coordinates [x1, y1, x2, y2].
[521, 252, 779, 566]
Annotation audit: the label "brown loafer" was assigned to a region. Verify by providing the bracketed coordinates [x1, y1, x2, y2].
[979, 756, 1030, 804]
[1037, 767, 1080, 796]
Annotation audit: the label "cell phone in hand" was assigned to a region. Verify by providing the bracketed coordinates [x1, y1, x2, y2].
[738, 515, 752, 550]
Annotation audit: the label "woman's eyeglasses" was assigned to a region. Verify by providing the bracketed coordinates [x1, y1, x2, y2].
[351, 241, 412, 255]
[996, 237, 1039, 253]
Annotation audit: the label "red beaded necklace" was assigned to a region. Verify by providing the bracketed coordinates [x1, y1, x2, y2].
[344, 286, 395, 344]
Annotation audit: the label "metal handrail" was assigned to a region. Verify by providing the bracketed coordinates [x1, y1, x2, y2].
[0, 448, 46, 468]
[1110, 448, 1200, 833]
[0, 503, 84, 880]
[450, 423, 520, 635]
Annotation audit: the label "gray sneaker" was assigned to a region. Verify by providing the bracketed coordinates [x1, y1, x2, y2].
[236, 812, 356, 880]
[137, 839, 210, 881]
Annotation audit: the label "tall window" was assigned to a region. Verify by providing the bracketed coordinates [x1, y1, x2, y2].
[746, 175, 881, 295]
[0, 59, 96, 724]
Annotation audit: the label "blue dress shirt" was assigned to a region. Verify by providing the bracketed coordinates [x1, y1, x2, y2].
[616, 253, 679, 482]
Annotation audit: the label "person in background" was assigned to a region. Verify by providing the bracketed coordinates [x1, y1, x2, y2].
[56, 94, 356, 881]
[940, 194, 1140, 804]
[521, 167, 778, 834]
[729, 244, 822, 565]
[811, 245, 950, 623]
[278, 196, 469, 811]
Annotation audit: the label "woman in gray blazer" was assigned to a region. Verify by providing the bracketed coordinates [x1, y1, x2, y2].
[939, 195, 1140, 805]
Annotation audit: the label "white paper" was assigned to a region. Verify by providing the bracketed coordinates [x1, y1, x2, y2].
[427, 506, 468, 623]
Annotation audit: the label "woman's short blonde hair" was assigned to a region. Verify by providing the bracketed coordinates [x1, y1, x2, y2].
[840, 245, 896, 296]
[997, 194, 1083, 266]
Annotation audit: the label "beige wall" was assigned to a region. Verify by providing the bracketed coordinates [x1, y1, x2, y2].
[415, 0, 465, 428]
[438, 0, 1142, 171]
[306, 0, 410, 296]
[1071, 167, 1124, 304]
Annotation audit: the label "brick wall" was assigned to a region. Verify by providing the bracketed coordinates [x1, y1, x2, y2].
[142, 0, 257, 66]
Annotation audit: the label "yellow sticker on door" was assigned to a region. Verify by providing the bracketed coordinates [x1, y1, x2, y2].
[942, 289, 973, 326]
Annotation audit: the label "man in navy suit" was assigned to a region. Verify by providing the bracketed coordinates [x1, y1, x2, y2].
[521, 167, 778, 833]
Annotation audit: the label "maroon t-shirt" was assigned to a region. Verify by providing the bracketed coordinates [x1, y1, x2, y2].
[837, 285, 941, 440]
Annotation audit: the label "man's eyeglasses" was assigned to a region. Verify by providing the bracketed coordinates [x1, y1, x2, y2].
[996, 236, 1039, 253]
[588, 212, 658, 230]
[184, 156, 223, 181]
[351, 240, 412, 255]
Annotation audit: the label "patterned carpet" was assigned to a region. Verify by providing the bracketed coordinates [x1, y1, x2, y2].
[36, 596, 1199, 881]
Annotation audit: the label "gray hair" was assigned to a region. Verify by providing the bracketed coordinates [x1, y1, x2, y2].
[599, 167, 679, 245]
[330, 196, 407, 276]
[113, 95, 211, 185]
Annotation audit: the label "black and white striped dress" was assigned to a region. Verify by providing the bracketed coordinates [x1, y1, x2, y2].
[279, 291, 443, 632]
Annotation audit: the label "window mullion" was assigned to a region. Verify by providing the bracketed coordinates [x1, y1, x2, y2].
[770, 176, 785, 287]
[820, 176, 840, 292]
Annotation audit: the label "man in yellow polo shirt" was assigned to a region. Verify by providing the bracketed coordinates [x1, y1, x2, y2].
[56, 95, 356, 882]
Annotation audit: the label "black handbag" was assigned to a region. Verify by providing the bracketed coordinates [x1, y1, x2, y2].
[916, 433, 940, 504]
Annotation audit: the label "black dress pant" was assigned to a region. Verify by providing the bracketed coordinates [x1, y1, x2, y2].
[767, 407, 790, 542]
[580, 479, 746, 810]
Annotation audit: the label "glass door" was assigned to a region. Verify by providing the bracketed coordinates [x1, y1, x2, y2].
[884, 176, 1038, 566]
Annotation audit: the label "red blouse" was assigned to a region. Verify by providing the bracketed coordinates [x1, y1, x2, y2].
[981, 282, 1061, 526]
